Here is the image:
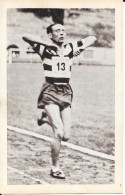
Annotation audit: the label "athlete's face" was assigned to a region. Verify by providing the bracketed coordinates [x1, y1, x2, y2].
[50, 24, 66, 44]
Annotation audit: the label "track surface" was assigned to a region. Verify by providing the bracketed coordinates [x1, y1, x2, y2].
[7, 130, 115, 184]
[8, 125, 115, 161]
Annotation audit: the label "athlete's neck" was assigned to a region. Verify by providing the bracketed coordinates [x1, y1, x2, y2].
[51, 39, 64, 48]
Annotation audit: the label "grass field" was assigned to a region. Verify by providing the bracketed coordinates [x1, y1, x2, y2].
[7, 63, 115, 156]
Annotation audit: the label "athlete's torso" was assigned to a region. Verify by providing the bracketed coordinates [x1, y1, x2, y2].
[42, 43, 73, 84]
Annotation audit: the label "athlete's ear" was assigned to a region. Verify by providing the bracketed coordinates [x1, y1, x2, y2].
[48, 33, 52, 39]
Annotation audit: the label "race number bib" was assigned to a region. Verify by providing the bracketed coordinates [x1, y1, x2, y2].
[52, 57, 71, 74]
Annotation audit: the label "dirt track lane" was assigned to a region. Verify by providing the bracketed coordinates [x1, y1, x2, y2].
[7, 131, 115, 184]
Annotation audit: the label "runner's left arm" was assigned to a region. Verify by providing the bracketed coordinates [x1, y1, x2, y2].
[72, 36, 97, 56]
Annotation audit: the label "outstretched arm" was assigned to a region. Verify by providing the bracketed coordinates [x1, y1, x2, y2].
[23, 35, 48, 46]
[22, 35, 44, 56]
[73, 36, 97, 56]
[22, 35, 58, 55]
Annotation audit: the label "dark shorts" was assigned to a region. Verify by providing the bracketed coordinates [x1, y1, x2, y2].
[37, 82, 73, 110]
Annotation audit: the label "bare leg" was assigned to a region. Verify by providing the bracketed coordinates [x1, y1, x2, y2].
[61, 106, 71, 141]
[45, 104, 64, 170]
[51, 137, 61, 168]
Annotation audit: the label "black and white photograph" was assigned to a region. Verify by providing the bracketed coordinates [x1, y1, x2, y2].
[0, 0, 123, 193]
[7, 7, 115, 183]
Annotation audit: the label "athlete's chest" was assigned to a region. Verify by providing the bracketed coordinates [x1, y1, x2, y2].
[42, 44, 73, 78]
[42, 43, 73, 60]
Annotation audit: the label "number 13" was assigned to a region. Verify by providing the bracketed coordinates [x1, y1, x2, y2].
[57, 62, 65, 71]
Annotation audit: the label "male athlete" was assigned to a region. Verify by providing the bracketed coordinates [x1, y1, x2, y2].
[23, 23, 96, 179]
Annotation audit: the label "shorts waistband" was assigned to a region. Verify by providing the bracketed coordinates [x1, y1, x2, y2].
[45, 77, 69, 84]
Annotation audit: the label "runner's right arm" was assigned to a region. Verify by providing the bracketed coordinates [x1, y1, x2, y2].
[22, 35, 57, 56]
[22, 35, 45, 56]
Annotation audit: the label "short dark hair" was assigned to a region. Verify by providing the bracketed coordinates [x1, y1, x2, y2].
[46, 23, 63, 34]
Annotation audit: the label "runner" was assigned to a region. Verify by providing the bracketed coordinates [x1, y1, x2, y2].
[23, 23, 97, 179]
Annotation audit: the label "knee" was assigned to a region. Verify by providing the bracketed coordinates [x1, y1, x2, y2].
[54, 124, 64, 140]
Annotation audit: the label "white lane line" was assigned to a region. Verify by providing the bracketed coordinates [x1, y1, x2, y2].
[7, 125, 115, 161]
[7, 166, 49, 184]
